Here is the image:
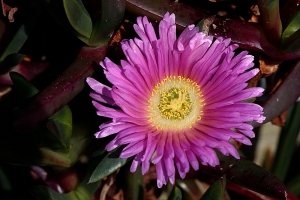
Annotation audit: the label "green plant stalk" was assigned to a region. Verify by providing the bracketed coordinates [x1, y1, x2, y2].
[122, 165, 143, 200]
[256, 0, 282, 45]
[271, 102, 300, 182]
[286, 173, 300, 196]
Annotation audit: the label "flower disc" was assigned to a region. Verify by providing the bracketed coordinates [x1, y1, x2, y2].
[87, 12, 265, 188]
[148, 76, 204, 130]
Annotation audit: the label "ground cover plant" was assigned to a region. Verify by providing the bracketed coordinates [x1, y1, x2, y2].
[1, 0, 300, 199]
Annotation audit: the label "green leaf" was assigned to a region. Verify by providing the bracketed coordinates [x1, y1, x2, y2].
[42, 0, 91, 45]
[0, 130, 71, 167]
[30, 157, 100, 199]
[10, 72, 39, 100]
[30, 185, 74, 200]
[0, 166, 12, 192]
[176, 179, 202, 200]
[242, 98, 256, 103]
[168, 186, 182, 200]
[47, 106, 72, 150]
[196, 19, 208, 35]
[201, 154, 286, 199]
[0, 11, 39, 62]
[1, 71, 94, 167]
[67, 123, 93, 165]
[63, 0, 92, 38]
[13, 45, 107, 134]
[271, 102, 300, 182]
[281, 6, 300, 45]
[30, 184, 98, 200]
[89, 0, 125, 46]
[0, 73, 71, 167]
[280, 6, 300, 52]
[286, 173, 300, 196]
[201, 177, 226, 200]
[0, 53, 24, 74]
[256, 0, 282, 44]
[280, 29, 300, 52]
[122, 165, 143, 200]
[89, 147, 129, 183]
[0, 120, 94, 168]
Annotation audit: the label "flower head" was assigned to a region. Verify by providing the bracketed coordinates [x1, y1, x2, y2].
[86, 12, 265, 188]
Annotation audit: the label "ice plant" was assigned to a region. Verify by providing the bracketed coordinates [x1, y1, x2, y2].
[86, 12, 265, 188]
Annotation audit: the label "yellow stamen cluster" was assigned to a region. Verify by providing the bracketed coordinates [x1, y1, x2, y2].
[148, 76, 204, 130]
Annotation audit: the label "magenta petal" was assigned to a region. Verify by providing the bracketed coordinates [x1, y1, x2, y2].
[92, 101, 128, 119]
[186, 149, 199, 170]
[130, 151, 144, 172]
[120, 140, 145, 158]
[142, 134, 158, 174]
[87, 12, 265, 188]
[156, 161, 167, 188]
[152, 133, 167, 164]
[86, 77, 112, 98]
[94, 123, 134, 138]
[90, 91, 115, 105]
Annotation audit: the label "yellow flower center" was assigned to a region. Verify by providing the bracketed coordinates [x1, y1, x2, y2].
[148, 76, 204, 130]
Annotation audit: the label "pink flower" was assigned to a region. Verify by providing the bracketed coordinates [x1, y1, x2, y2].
[86, 12, 265, 188]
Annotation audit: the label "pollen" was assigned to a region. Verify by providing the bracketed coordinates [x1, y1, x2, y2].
[148, 76, 204, 130]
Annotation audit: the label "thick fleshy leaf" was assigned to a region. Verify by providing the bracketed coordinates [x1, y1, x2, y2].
[207, 16, 300, 60]
[89, 0, 125, 46]
[67, 122, 94, 166]
[256, 0, 282, 44]
[0, 74, 92, 167]
[126, 0, 300, 60]
[0, 166, 12, 193]
[176, 179, 202, 200]
[281, 6, 300, 52]
[226, 181, 291, 200]
[201, 177, 226, 200]
[287, 173, 300, 196]
[281, 30, 300, 53]
[30, 156, 100, 199]
[30, 180, 99, 200]
[30, 185, 77, 200]
[271, 102, 300, 182]
[0, 53, 24, 74]
[1, 73, 69, 166]
[63, 0, 92, 38]
[47, 106, 72, 150]
[126, 0, 207, 31]
[201, 154, 286, 199]
[168, 186, 182, 200]
[0, 132, 71, 167]
[89, 147, 129, 183]
[122, 165, 143, 200]
[13, 45, 107, 134]
[280, 0, 299, 28]
[42, 0, 90, 44]
[0, 115, 93, 167]
[0, 60, 49, 85]
[250, 59, 300, 128]
[208, 17, 279, 58]
[0, 11, 38, 63]
[281, 6, 300, 44]
[10, 72, 39, 100]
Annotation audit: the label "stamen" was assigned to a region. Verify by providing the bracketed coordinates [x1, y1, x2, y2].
[148, 76, 204, 130]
